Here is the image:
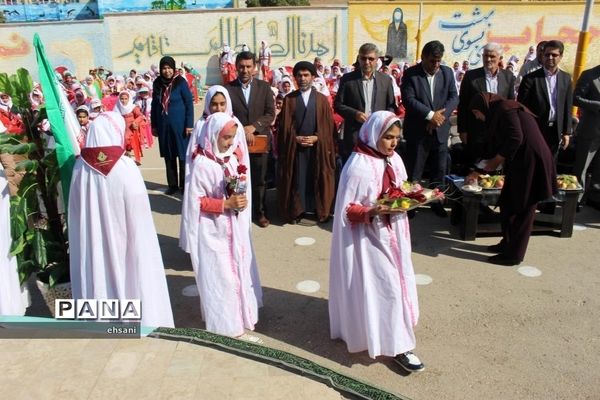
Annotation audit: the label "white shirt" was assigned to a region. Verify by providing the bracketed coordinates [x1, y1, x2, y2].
[361, 75, 375, 115]
[240, 79, 252, 104]
[544, 68, 558, 123]
[300, 87, 312, 106]
[485, 69, 499, 94]
[424, 67, 436, 120]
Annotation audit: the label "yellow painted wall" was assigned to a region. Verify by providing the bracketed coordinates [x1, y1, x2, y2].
[105, 7, 344, 84]
[348, 1, 600, 72]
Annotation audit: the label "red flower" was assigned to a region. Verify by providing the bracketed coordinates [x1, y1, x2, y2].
[237, 164, 248, 174]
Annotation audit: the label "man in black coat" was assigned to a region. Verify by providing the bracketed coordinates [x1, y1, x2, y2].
[226, 51, 275, 227]
[334, 43, 396, 163]
[517, 40, 573, 159]
[400, 40, 459, 216]
[458, 42, 516, 166]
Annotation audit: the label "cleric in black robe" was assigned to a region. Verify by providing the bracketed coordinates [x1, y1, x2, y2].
[386, 8, 408, 60]
[466, 93, 556, 266]
[277, 61, 336, 223]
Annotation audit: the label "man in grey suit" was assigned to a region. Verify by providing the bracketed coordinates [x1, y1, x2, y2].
[572, 65, 600, 207]
[458, 42, 516, 166]
[334, 43, 396, 163]
[518, 40, 573, 159]
[401, 40, 459, 216]
[226, 51, 275, 227]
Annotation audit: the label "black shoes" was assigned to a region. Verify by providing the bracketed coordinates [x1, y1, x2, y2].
[393, 351, 425, 373]
[487, 243, 505, 253]
[487, 254, 521, 266]
[164, 187, 178, 195]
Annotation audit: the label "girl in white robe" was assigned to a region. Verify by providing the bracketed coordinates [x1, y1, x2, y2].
[189, 112, 262, 337]
[68, 112, 174, 328]
[0, 163, 26, 316]
[180, 86, 251, 253]
[328, 110, 424, 372]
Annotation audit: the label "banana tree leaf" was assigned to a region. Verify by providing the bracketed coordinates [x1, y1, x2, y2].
[16, 68, 33, 95]
[15, 159, 39, 173]
[46, 261, 69, 287]
[0, 134, 22, 145]
[0, 73, 12, 95]
[9, 234, 26, 256]
[18, 259, 36, 286]
[32, 229, 48, 267]
[4, 143, 37, 155]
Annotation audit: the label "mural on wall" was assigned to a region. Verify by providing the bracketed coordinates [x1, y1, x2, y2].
[0, 23, 109, 80]
[0, 1, 99, 23]
[100, 0, 232, 14]
[386, 7, 408, 61]
[349, 2, 600, 71]
[106, 9, 343, 83]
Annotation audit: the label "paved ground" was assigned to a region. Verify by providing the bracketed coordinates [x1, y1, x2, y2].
[3, 131, 599, 399]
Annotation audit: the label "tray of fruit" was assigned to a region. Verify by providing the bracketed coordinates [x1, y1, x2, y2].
[556, 175, 582, 191]
[478, 174, 505, 190]
[378, 183, 445, 212]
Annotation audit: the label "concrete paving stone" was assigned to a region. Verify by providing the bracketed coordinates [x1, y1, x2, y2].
[98, 351, 144, 379]
[157, 376, 198, 400]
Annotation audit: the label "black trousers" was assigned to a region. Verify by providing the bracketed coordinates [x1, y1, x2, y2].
[250, 153, 268, 219]
[405, 135, 448, 186]
[165, 158, 185, 189]
[500, 203, 537, 262]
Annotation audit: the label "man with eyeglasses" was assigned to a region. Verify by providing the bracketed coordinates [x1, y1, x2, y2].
[458, 42, 516, 169]
[518, 39, 573, 159]
[401, 40, 459, 217]
[334, 43, 396, 164]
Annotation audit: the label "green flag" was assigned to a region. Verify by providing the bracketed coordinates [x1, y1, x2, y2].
[33, 33, 80, 207]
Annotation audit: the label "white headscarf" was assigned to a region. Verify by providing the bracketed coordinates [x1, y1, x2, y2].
[0, 93, 13, 112]
[115, 91, 136, 115]
[85, 112, 125, 148]
[203, 85, 233, 117]
[358, 110, 401, 151]
[198, 112, 239, 160]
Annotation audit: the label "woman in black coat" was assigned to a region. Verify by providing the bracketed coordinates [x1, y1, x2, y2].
[151, 56, 194, 195]
[466, 93, 556, 266]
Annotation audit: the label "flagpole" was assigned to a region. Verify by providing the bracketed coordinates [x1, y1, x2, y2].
[415, 2, 423, 64]
[572, 0, 593, 84]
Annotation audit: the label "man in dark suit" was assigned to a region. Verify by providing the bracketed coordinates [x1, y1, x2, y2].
[226, 51, 275, 227]
[572, 64, 600, 207]
[334, 43, 396, 163]
[517, 40, 573, 159]
[401, 40, 459, 216]
[458, 42, 516, 166]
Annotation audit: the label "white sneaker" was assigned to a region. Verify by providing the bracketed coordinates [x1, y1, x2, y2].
[393, 351, 425, 372]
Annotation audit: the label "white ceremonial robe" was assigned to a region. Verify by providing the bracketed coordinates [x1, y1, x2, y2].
[329, 151, 419, 358]
[180, 86, 251, 254]
[189, 148, 262, 337]
[0, 164, 26, 316]
[69, 112, 174, 328]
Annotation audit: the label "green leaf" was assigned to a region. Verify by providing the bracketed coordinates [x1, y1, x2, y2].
[17, 260, 36, 286]
[16, 68, 33, 95]
[15, 159, 39, 173]
[9, 234, 26, 256]
[0, 134, 21, 145]
[32, 229, 48, 267]
[10, 196, 27, 239]
[0, 73, 12, 96]
[47, 261, 69, 288]
[41, 151, 58, 168]
[4, 143, 37, 155]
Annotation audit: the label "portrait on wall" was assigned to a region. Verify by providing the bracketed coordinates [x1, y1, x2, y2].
[386, 7, 408, 60]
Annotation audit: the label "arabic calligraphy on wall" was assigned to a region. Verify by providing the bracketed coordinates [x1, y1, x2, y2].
[107, 10, 342, 71]
[349, 2, 600, 70]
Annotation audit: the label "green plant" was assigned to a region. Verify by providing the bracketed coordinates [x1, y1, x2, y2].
[150, 0, 187, 10]
[0, 68, 69, 287]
